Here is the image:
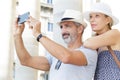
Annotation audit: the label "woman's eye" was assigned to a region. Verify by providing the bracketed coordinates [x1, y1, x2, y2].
[96, 15, 100, 17]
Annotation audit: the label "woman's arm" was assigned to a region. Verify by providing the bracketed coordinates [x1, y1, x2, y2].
[83, 29, 120, 49]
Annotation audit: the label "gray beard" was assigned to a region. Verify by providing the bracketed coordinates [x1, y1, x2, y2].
[63, 35, 76, 44]
[63, 36, 71, 44]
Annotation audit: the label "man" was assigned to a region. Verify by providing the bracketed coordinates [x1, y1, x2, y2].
[13, 9, 97, 80]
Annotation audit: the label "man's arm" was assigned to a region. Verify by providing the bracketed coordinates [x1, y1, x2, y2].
[37, 36, 88, 66]
[13, 18, 50, 71]
[14, 35, 50, 71]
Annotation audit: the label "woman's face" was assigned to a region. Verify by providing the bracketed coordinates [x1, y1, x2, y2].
[89, 12, 110, 33]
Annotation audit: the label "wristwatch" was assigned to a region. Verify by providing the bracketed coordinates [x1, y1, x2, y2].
[36, 34, 42, 42]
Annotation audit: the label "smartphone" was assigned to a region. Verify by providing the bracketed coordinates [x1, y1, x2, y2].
[18, 12, 30, 24]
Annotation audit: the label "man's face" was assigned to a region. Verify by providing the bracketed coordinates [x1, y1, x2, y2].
[59, 21, 79, 44]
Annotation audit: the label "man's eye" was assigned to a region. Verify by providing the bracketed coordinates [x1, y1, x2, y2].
[60, 26, 63, 29]
[90, 15, 92, 18]
[65, 25, 70, 27]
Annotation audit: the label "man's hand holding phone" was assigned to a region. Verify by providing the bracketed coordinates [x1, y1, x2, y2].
[18, 12, 30, 24]
[17, 12, 41, 38]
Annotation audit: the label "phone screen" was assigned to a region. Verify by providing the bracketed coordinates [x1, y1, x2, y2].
[18, 12, 30, 24]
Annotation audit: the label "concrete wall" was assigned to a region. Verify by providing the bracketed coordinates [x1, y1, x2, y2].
[0, 0, 16, 80]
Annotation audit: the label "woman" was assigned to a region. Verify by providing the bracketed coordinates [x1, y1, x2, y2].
[83, 2, 120, 80]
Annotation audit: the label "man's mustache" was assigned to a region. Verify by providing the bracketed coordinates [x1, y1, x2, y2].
[62, 33, 70, 37]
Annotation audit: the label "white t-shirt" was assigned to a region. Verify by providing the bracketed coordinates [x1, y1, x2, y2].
[46, 46, 97, 80]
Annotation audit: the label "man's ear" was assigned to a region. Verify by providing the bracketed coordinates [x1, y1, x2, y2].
[77, 25, 84, 34]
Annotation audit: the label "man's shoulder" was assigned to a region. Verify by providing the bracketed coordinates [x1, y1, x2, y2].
[79, 45, 96, 51]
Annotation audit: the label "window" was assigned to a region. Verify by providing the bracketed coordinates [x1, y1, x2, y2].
[48, 22, 53, 32]
[47, 0, 52, 4]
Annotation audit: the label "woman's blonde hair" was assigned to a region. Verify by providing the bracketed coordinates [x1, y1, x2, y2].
[105, 15, 113, 29]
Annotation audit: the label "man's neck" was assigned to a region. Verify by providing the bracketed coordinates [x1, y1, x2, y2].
[67, 39, 83, 49]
